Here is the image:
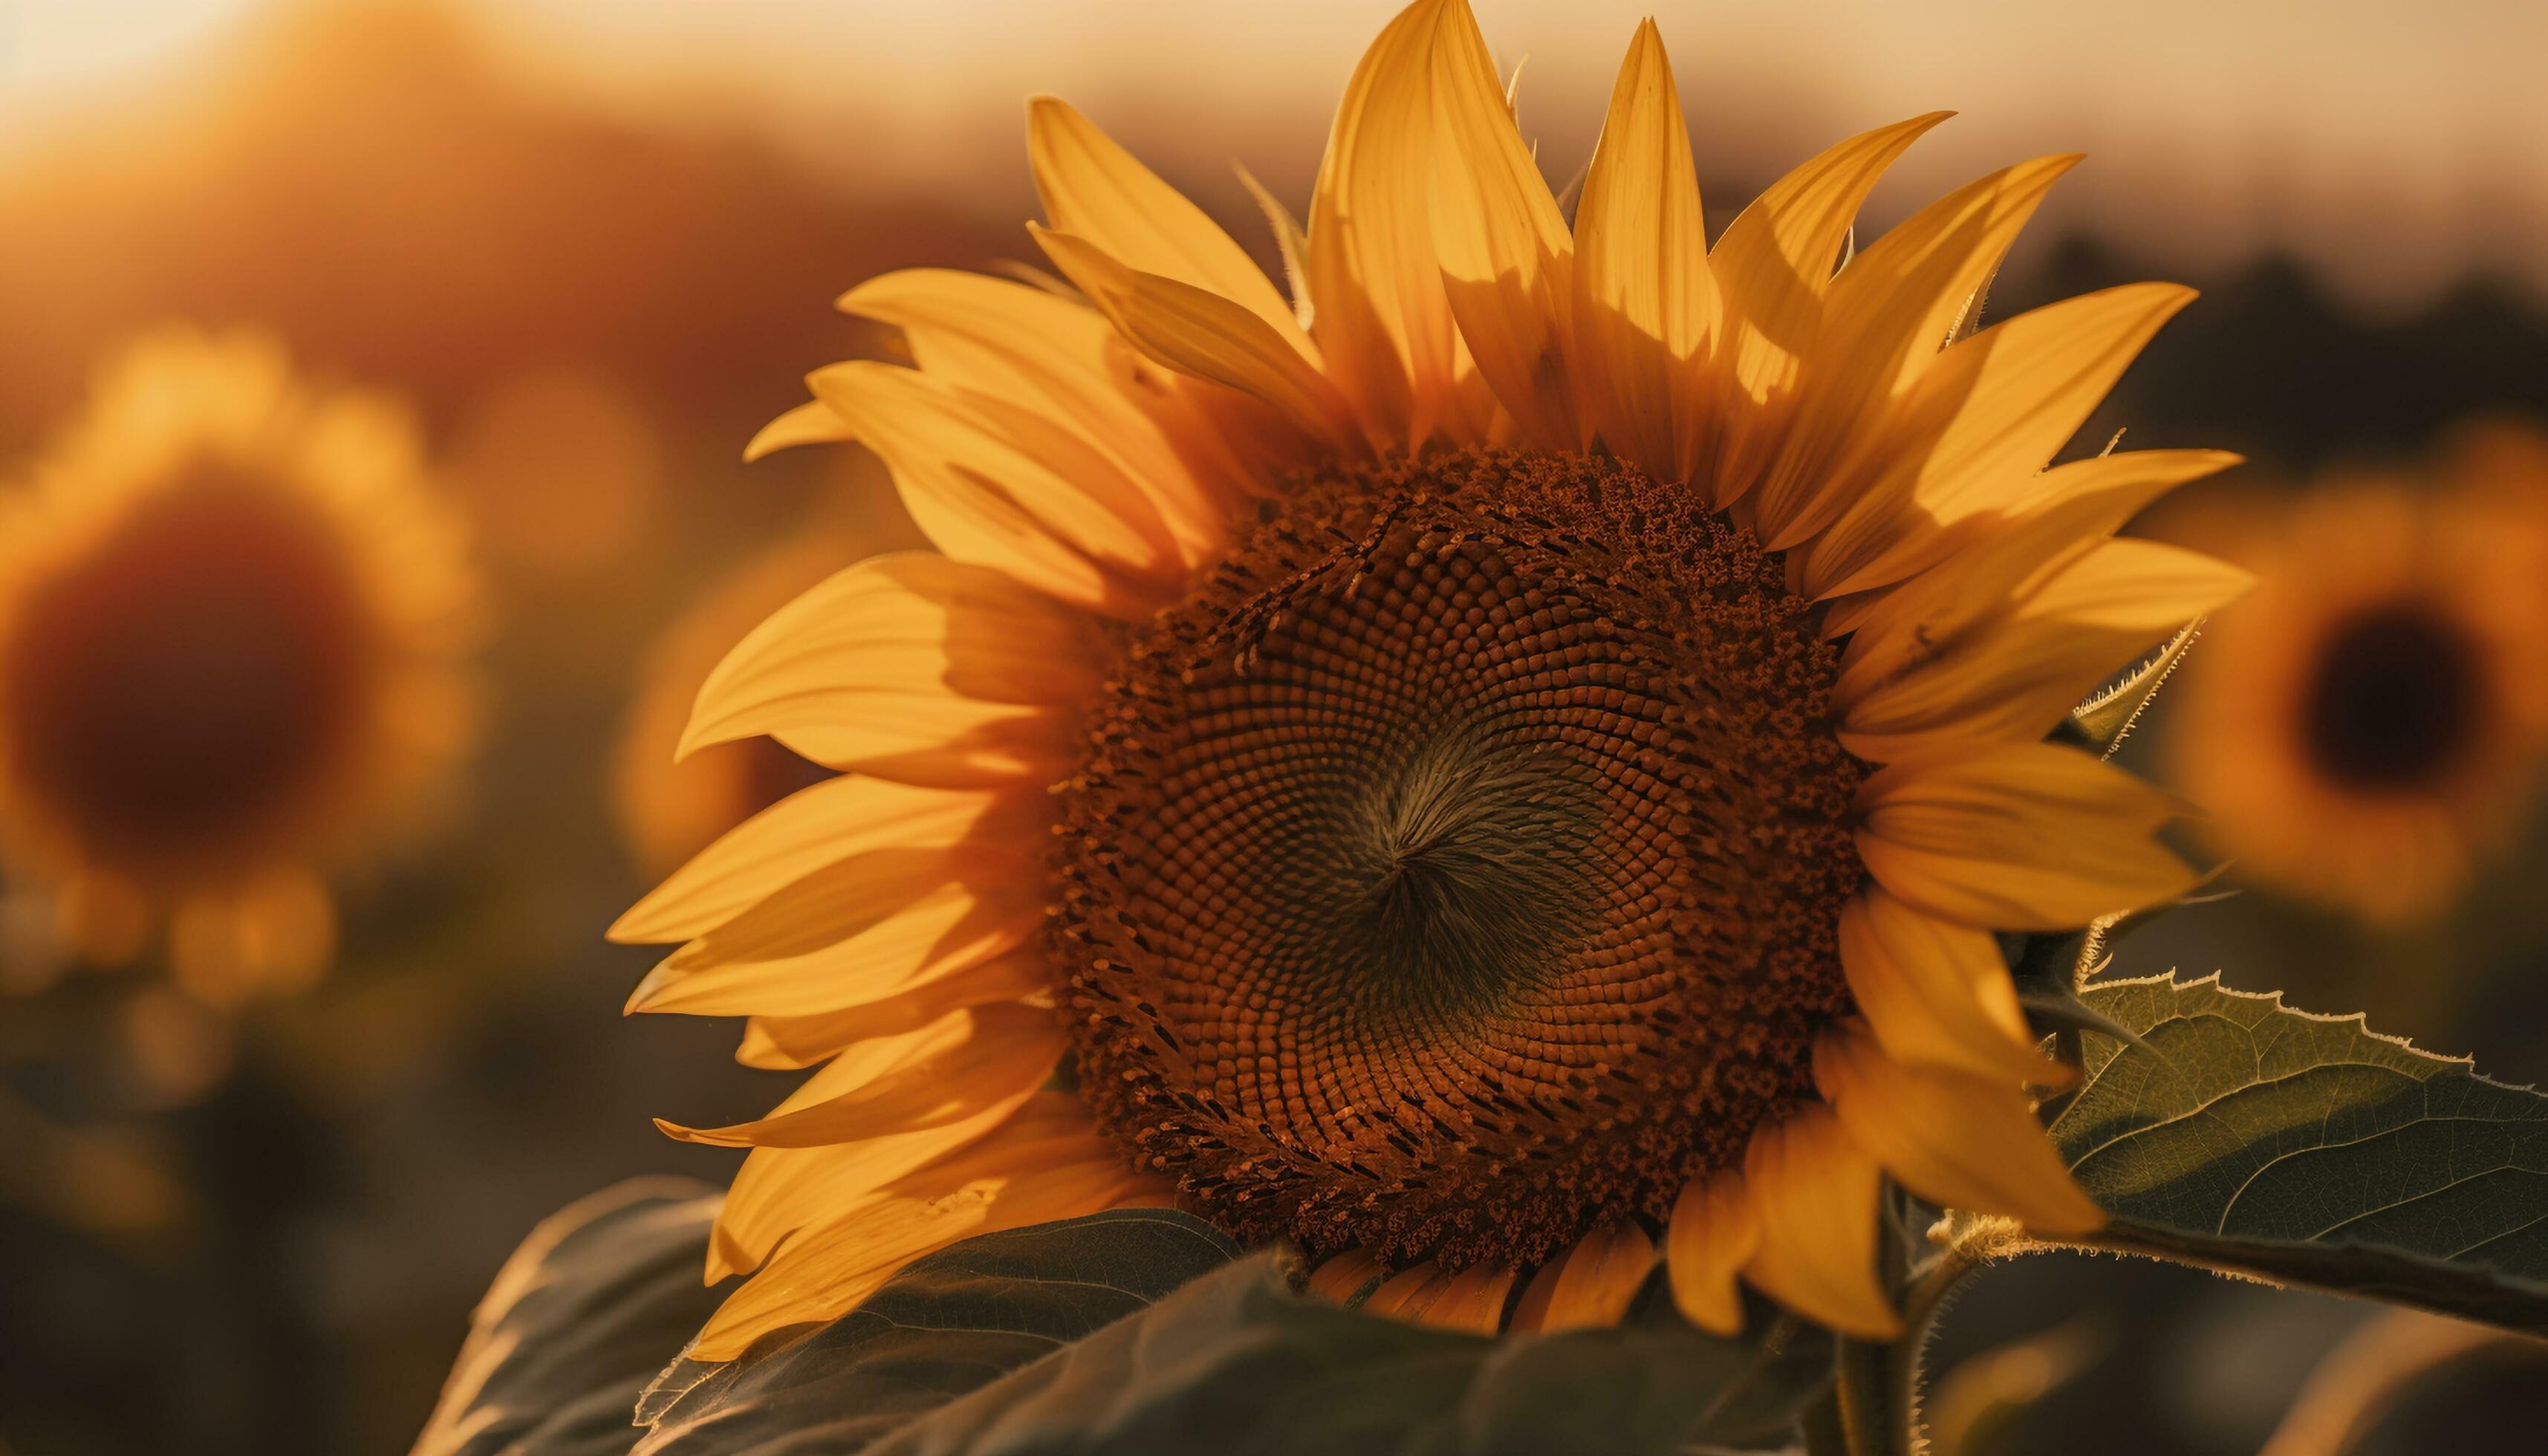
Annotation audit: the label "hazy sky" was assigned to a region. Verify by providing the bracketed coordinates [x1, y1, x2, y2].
[7, 0, 2544, 310]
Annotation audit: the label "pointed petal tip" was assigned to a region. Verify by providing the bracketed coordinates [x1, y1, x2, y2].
[2144, 280, 2201, 312]
[620, 957, 689, 1010]
[603, 909, 649, 947]
[740, 426, 790, 465]
[669, 718, 735, 766]
[657, 1118, 760, 1150]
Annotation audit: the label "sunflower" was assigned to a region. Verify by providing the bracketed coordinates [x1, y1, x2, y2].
[0, 326, 481, 1004]
[614, 0, 2247, 1357]
[614, 537, 857, 879]
[2174, 449, 2548, 924]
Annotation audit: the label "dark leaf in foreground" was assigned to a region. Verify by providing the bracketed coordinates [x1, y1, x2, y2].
[846, 1262, 1830, 1456]
[637, 1205, 1828, 1455]
[634, 1209, 1243, 1454]
[426, 1189, 1833, 1455]
[412, 1177, 726, 1456]
[2052, 972, 2548, 1333]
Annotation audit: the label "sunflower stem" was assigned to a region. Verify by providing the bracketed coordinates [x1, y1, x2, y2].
[1832, 1337, 1904, 1455]
[1873, 1223, 2009, 1453]
[1801, 1387, 1854, 1456]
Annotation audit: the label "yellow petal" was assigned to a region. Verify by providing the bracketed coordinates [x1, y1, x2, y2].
[1365, 1259, 1520, 1334]
[708, 1093, 1140, 1284]
[735, 1004, 983, 1119]
[1835, 449, 2237, 705]
[1839, 888, 2067, 1088]
[1307, 0, 1481, 446]
[735, 949, 1049, 1071]
[693, 1138, 1160, 1362]
[1508, 1223, 1655, 1333]
[1840, 538, 2252, 759]
[808, 361, 1183, 618]
[1425, 0, 1576, 449]
[707, 1095, 1043, 1281]
[1789, 282, 2197, 597]
[1665, 1169, 1758, 1336]
[697, 1186, 995, 1358]
[1818, 582, 1895, 640]
[663, 1002, 1063, 1149]
[1752, 154, 2080, 547]
[1306, 1247, 1388, 1306]
[1741, 1107, 1902, 1339]
[679, 552, 1105, 769]
[1033, 224, 1361, 451]
[743, 399, 854, 462]
[1709, 112, 1950, 507]
[628, 877, 1040, 1019]
[708, 1106, 1171, 1356]
[1572, 19, 1713, 484]
[1418, 1264, 1521, 1334]
[1856, 742, 2198, 931]
[839, 270, 1231, 565]
[608, 776, 1017, 944]
[795, 701, 1076, 789]
[1816, 1019, 2104, 1235]
[1362, 1261, 1446, 1319]
[1027, 97, 1314, 363]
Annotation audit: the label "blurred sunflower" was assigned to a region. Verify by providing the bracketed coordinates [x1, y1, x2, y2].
[613, 537, 851, 879]
[616, 0, 2247, 1356]
[2176, 454, 2548, 925]
[0, 327, 482, 1004]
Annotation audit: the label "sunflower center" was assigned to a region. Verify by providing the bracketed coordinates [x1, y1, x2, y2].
[1051, 449, 1866, 1270]
[1, 472, 376, 878]
[2299, 604, 2481, 791]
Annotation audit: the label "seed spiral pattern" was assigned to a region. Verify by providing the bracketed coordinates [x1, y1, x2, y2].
[1052, 449, 1868, 1268]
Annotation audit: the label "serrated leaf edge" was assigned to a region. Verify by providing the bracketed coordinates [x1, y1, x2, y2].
[2084, 969, 2533, 1092]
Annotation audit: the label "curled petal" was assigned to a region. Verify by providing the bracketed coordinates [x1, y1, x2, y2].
[1816, 1018, 2104, 1234]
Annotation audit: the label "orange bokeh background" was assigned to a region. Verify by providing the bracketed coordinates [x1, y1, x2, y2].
[3, 4, 2545, 1452]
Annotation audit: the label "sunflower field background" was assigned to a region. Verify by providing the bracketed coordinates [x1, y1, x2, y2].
[2, 2, 2546, 1453]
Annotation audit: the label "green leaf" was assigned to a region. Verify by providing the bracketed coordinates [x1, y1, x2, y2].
[2048, 972, 2548, 1333]
[412, 1177, 728, 1456]
[634, 1208, 1244, 1453]
[636, 1214, 1830, 1455]
[848, 1261, 1825, 1456]
[427, 1189, 1830, 1456]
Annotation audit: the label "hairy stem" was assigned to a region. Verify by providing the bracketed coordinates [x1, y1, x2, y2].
[1835, 1336, 1905, 1455]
